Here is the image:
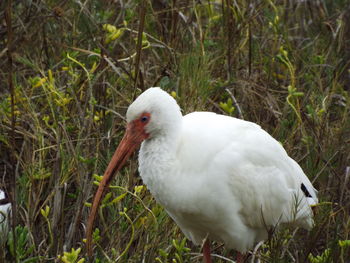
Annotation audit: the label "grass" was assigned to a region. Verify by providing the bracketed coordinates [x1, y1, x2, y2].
[0, 0, 349, 262]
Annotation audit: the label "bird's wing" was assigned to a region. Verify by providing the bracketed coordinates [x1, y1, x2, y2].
[180, 112, 317, 230]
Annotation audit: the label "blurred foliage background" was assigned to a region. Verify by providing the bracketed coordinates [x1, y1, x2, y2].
[0, 0, 349, 262]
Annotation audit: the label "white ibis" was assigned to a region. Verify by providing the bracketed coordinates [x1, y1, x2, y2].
[86, 87, 318, 262]
[0, 189, 11, 243]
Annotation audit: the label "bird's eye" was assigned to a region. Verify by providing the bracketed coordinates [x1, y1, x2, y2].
[140, 116, 149, 123]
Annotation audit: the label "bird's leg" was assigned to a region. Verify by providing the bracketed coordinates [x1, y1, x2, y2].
[202, 239, 212, 263]
[236, 252, 245, 263]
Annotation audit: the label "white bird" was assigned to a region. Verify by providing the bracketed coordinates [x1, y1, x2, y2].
[0, 189, 11, 244]
[86, 87, 318, 262]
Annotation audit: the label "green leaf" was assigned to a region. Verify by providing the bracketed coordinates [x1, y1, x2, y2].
[339, 240, 350, 248]
[110, 192, 127, 204]
[40, 205, 50, 218]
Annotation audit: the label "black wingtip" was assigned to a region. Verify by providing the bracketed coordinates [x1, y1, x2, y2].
[301, 183, 312, 198]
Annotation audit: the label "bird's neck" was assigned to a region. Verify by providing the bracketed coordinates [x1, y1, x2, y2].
[138, 122, 182, 194]
[141, 127, 181, 156]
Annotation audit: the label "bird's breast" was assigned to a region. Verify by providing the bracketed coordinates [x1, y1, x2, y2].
[138, 144, 204, 213]
[138, 143, 177, 205]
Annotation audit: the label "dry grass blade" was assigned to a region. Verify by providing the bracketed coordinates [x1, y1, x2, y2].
[133, 0, 147, 96]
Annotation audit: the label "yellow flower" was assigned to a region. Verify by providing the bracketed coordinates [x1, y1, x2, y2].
[33, 78, 47, 88]
[134, 185, 144, 195]
[171, 91, 177, 98]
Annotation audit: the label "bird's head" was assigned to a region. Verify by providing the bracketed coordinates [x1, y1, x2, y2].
[86, 87, 181, 256]
[126, 87, 182, 138]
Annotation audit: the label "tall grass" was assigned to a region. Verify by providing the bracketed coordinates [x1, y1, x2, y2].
[0, 0, 349, 262]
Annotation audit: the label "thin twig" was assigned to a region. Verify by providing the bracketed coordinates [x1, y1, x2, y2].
[250, 241, 264, 263]
[133, 0, 146, 97]
[225, 88, 244, 119]
[188, 252, 236, 262]
[95, 104, 126, 121]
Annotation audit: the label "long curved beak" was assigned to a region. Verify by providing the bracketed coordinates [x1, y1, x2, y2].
[86, 122, 146, 256]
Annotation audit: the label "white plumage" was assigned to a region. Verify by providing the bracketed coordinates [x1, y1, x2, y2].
[87, 87, 318, 261]
[134, 88, 317, 251]
[0, 189, 11, 244]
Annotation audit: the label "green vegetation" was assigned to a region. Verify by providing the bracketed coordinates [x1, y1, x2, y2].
[1, 0, 349, 262]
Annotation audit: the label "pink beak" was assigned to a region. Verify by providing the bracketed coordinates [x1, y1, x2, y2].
[86, 122, 147, 256]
